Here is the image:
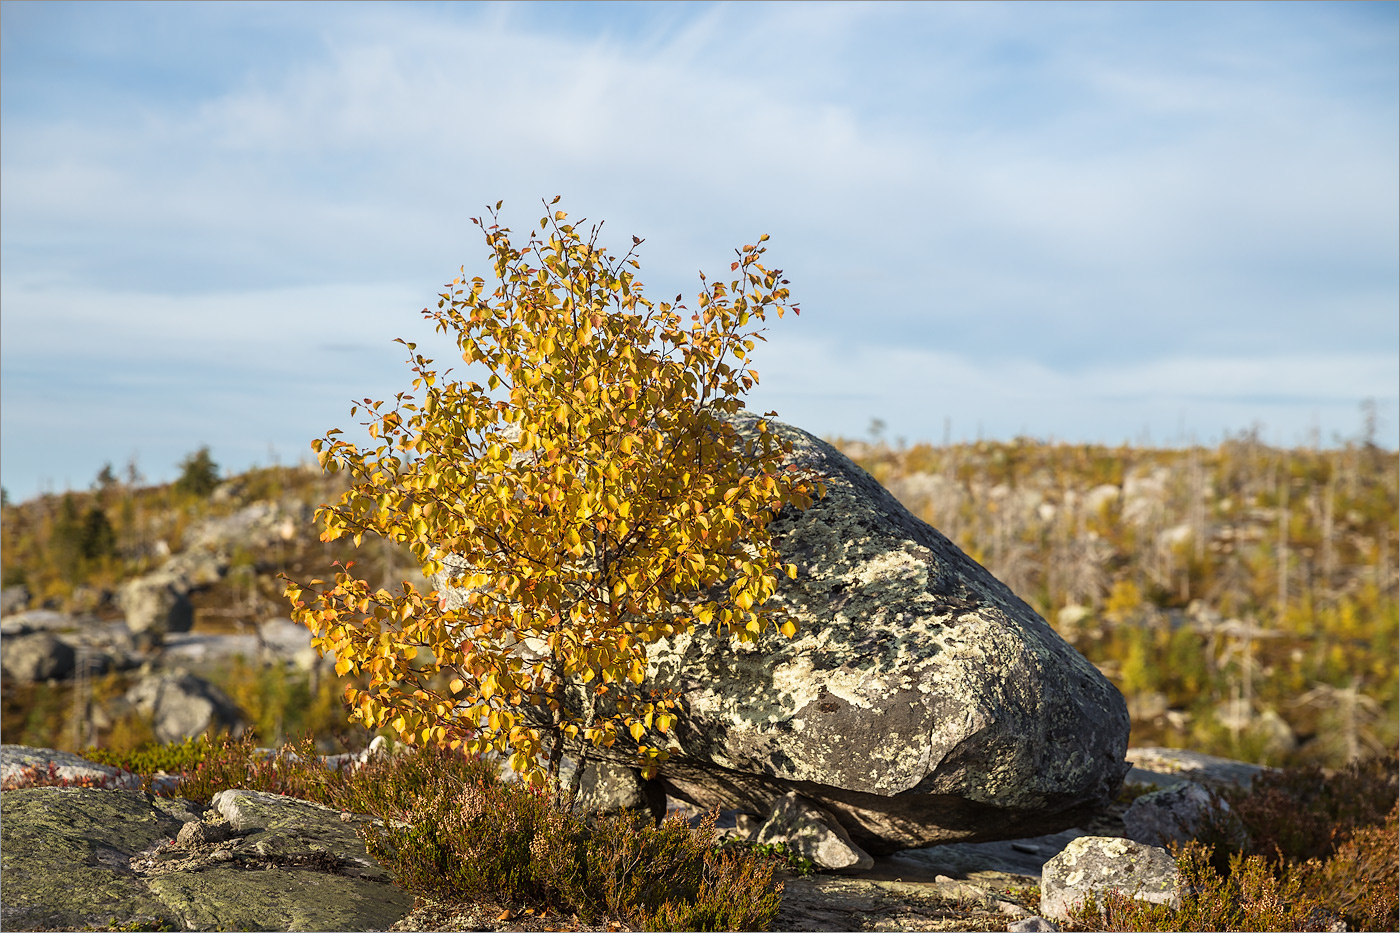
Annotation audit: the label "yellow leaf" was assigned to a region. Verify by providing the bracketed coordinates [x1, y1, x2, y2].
[629, 721, 646, 742]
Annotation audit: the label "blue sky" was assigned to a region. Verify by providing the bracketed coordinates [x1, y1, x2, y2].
[2, 1, 1396, 501]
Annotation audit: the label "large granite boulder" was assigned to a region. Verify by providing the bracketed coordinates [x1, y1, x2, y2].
[440, 412, 1130, 855]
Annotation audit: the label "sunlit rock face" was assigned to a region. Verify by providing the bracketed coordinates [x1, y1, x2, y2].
[439, 411, 1130, 854]
[640, 412, 1130, 855]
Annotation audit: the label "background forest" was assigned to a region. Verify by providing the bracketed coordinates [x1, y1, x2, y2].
[2, 426, 1396, 771]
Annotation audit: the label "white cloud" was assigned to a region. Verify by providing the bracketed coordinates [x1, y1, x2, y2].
[2, 1, 1395, 498]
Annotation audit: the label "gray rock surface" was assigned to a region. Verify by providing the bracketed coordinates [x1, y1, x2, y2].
[756, 791, 875, 872]
[0, 631, 76, 682]
[445, 412, 1129, 854]
[575, 757, 667, 823]
[1123, 780, 1223, 848]
[118, 571, 194, 639]
[1, 583, 30, 616]
[1, 787, 187, 931]
[1040, 835, 1179, 923]
[123, 667, 244, 743]
[886, 827, 1087, 880]
[1, 782, 415, 932]
[1124, 746, 1269, 790]
[1007, 918, 1060, 932]
[1, 744, 141, 790]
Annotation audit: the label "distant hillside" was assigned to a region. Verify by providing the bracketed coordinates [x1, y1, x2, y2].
[3, 431, 1395, 768]
[830, 431, 1398, 768]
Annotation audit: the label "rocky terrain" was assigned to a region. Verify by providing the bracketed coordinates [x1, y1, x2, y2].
[0, 742, 1258, 932]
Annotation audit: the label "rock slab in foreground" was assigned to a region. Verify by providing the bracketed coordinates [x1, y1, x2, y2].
[551, 412, 1130, 854]
[0, 784, 414, 932]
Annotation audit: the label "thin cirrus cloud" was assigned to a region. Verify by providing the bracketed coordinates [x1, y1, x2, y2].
[1, 1, 1395, 501]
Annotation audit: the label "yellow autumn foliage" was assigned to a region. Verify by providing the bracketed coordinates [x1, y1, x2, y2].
[285, 198, 821, 793]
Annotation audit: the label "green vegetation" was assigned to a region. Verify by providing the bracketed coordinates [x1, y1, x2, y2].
[173, 447, 221, 499]
[834, 431, 1399, 768]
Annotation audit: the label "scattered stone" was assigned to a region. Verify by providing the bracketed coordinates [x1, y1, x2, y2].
[1124, 746, 1269, 791]
[117, 571, 194, 640]
[1, 584, 31, 616]
[756, 791, 875, 872]
[1008, 917, 1060, 932]
[1, 745, 141, 790]
[0, 631, 76, 682]
[441, 412, 1131, 855]
[1039, 835, 1179, 923]
[123, 667, 244, 744]
[1123, 780, 1226, 848]
[175, 818, 233, 848]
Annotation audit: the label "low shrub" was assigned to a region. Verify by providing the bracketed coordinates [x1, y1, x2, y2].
[62, 732, 784, 931]
[1220, 752, 1398, 865]
[361, 777, 783, 931]
[1292, 801, 1400, 932]
[82, 734, 213, 777]
[1066, 752, 1399, 932]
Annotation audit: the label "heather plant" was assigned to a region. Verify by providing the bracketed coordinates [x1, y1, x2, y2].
[1194, 751, 1399, 869]
[360, 776, 783, 931]
[1065, 752, 1399, 932]
[46, 732, 786, 930]
[1066, 841, 1343, 932]
[1292, 801, 1400, 931]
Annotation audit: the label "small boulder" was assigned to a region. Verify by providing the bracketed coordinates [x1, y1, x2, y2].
[175, 819, 233, 848]
[124, 668, 243, 744]
[0, 632, 76, 682]
[1007, 918, 1060, 932]
[1, 584, 31, 616]
[1123, 781, 1223, 848]
[755, 791, 875, 873]
[574, 758, 668, 824]
[1040, 836, 1179, 923]
[118, 572, 194, 640]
